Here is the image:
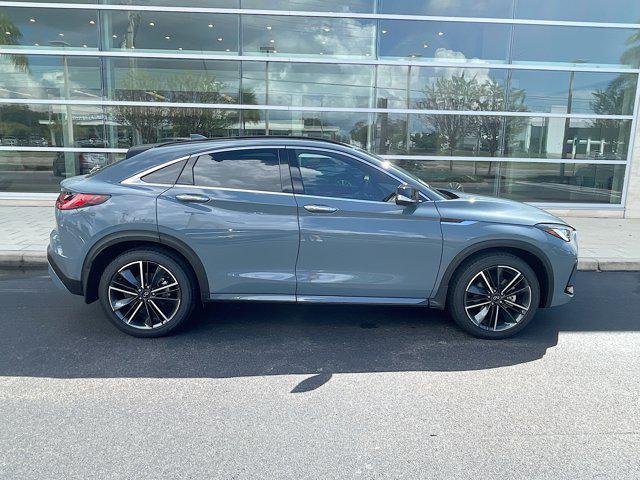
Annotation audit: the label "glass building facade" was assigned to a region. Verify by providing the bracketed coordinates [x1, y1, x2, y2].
[0, 0, 639, 206]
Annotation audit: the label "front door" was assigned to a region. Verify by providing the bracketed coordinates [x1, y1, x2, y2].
[157, 147, 299, 297]
[290, 148, 443, 300]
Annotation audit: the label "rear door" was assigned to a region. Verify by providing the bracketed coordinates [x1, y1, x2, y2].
[289, 148, 443, 300]
[157, 147, 299, 297]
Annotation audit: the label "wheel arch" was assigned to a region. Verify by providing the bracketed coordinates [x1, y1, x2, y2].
[430, 240, 554, 310]
[82, 230, 210, 304]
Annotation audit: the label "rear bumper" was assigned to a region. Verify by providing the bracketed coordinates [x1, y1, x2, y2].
[47, 247, 83, 296]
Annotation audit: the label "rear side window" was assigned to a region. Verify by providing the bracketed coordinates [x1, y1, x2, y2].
[192, 149, 282, 192]
[141, 159, 187, 184]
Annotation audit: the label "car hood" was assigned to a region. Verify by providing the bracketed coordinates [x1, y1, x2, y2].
[434, 192, 568, 227]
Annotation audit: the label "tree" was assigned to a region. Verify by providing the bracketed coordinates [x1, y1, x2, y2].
[0, 13, 28, 70]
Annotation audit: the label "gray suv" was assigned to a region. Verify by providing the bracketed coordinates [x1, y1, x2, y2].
[48, 137, 578, 339]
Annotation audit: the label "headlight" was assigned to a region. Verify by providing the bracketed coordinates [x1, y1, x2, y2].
[536, 223, 575, 242]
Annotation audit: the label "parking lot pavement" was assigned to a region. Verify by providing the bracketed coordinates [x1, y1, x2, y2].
[1, 270, 639, 479]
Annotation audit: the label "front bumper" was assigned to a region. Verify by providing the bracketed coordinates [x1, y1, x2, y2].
[47, 246, 83, 296]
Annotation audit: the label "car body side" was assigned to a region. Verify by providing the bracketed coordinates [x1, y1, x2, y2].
[48, 139, 577, 310]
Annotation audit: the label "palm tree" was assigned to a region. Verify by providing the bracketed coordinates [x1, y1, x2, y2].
[0, 13, 28, 70]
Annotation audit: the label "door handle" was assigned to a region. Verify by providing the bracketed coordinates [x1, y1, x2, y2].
[304, 204, 337, 214]
[175, 193, 210, 203]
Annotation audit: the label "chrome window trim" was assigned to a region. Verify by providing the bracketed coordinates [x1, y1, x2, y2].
[121, 156, 190, 185]
[286, 145, 434, 202]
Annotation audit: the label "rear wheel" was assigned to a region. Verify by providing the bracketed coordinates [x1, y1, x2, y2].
[447, 253, 540, 339]
[98, 249, 196, 337]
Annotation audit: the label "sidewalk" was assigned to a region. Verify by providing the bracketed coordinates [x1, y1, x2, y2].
[1, 205, 640, 270]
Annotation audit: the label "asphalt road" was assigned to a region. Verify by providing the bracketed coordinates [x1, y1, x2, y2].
[1, 270, 639, 479]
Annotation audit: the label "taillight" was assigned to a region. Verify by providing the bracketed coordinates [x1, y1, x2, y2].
[56, 192, 110, 210]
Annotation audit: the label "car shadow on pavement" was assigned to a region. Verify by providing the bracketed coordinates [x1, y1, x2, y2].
[1, 271, 638, 392]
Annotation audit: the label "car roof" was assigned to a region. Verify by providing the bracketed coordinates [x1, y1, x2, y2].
[125, 136, 352, 159]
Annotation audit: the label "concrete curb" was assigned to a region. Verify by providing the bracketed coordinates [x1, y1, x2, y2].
[0, 251, 48, 269]
[1, 250, 639, 272]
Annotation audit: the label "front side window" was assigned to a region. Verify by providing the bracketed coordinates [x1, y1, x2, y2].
[294, 150, 400, 202]
[192, 148, 282, 192]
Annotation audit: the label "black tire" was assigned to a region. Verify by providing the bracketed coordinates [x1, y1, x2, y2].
[447, 253, 540, 339]
[98, 248, 196, 337]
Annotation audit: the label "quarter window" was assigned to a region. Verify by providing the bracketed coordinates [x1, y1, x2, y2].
[192, 149, 282, 192]
[294, 150, 400, 202]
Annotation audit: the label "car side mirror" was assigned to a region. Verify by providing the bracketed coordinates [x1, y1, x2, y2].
[395, 184, 420, 206]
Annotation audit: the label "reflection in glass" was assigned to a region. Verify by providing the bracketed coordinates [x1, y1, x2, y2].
[0, 7, 99, 50]
[380, 0, 513, 17]
[392, 160, 497, 196]
[505, 117, 632, 160]
[0, 55, 101, 100]
[108, 58, 241, 103]
[242, 0, 374, 12]
[106, 106, 241, 146]
[512, 25, 640, 68]
[0, 103, 105, 148]
[0, 151, 124, 193]
[499, 162, 625, 204]
[379, 20, 510, 63]
[375, 113, 504, 157]
[515, 0, 640, 23]
[105, 11, 238, 54]
[242, 62, 373, 108]
[242, 15, 376, 59]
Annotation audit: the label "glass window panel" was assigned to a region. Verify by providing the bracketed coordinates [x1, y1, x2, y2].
[391, 160, 497, 196]
[107, 0, 235, 6]
[512, 25, 640, 68]
[379, 20, 510, 63]
[141, 158, 187, 184]
[0, 7, 99, 50]
[0, 151, 124, 193]
[244, 111, 372, 148]
[193, 149, 282, 192]
[498, 162, 625, 204]
[0, 103, 105, 148]
[374, 113, 503, 157]
[508, 70, 570, 114]
[380, 0, 513, 17]
[242, 62, 373, 108]
[515, 0, 640, 24]
[105, 11, 238, 54]
[105, 106, 240, 146]
[242, 15, 376, 59]
[242, 0, 374, 12]
[570, 72, 637, 116]
[0, 54, 101, 100]
[107, 58, 240, 104]
[295, 150, 400, 201]
[504, 117, 632, 160]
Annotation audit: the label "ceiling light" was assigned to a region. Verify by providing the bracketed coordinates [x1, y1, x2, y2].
[89, 20, 95, 25]
[320, 52, 324, 55]
[112, 34, 118, 38]
[165, 35, 170, 39]
[423, 43, 428, 48]
[4, 31, 10, 35]
[29, 18, 36, 23]
[83, 44, 87, 48]
[178, 47, 183, 50]
[208, 23, 213, 28]
[321, 40, 326, 44]
[34, 42, 39, 46]
[225, 48, 230, 52]
[382, 29, 387, 34]
[273, 50, 277, 53]
[438, 31, 444, 36]
[217, 37, 223, 41]
[58, 33, 64, 37]
[269, 39, 275, 43]
[266, 25, 272, 30]
[322, 27, 330, 32]
[149, 22, 155, 26]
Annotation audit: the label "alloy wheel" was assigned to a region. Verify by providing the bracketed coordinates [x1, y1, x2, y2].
[108, 260, 181, 329]
[464, 265, 532, 332]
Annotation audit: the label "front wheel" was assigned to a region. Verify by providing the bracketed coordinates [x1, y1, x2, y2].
[98, 249, 196, 337]
[447, 253, 540, 339]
